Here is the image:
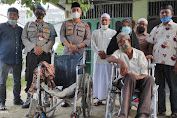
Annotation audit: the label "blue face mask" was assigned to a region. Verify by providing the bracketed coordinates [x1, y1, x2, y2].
[160, 15, 172, 23]
[122, 26, 132, 34]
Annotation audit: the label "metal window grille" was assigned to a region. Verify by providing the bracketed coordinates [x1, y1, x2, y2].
[81, 3, 132, 19]
[148, 0, 177, 18]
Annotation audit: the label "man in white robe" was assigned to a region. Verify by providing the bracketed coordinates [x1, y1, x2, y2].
[91, 13, 117, 105]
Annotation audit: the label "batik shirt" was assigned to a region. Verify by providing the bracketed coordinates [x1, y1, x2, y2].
[146, 20, 177, 66]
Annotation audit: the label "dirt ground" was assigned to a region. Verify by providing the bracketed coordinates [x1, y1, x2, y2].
[0, 88, 171, 118]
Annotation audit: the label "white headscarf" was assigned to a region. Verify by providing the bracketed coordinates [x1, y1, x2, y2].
[137, 18, 148, 25]
[101, 13, 110, 19]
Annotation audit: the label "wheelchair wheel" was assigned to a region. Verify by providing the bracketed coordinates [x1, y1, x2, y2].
[86, 75, 93, 117]
[38, 91, 57, 118]
[82, 73, 93, 118]
[105, 88, 116, 118]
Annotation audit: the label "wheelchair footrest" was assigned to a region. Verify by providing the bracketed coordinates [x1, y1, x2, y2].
[41, 82, 76, 99]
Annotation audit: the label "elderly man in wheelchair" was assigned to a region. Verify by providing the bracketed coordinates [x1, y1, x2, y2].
[107, 32, 155, 118]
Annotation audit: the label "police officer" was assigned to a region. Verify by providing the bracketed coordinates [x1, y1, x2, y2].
[60, 2, 91, 55]
[60, 2, 91, 107]
[21, 4, 57, 108]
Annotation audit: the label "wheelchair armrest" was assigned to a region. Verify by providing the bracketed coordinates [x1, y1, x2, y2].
[148, 63, 156, 70]
[111, 62, 119, 68]
[77, 64, 86, 68]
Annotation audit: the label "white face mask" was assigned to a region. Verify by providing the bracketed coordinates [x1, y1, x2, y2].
[101, 25, 109, 30]
[8, 20, 17, 26]
[72, 12, 81, 19]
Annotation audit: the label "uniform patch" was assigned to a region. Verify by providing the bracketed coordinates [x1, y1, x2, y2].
[44, 30, 49, 33]
[44, 26, 49, 28]
[67, 27, 72, 29]
[68, 30, 71, 34]
[79, 24, 84, 27]
[67, 23, 73, 25]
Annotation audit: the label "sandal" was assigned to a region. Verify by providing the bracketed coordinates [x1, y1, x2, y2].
[94, 101, 103, 106]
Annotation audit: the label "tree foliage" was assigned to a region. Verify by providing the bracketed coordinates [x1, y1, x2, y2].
[1, 0, 90, 17]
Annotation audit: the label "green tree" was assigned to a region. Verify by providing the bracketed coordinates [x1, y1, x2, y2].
[1, 0, 90, 17]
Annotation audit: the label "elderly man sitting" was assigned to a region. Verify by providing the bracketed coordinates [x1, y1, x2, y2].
[107, 32, 154, 118]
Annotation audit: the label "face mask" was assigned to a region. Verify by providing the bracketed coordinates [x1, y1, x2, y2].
[72, 12, 81, 19]
[137, 26, 145, 34]
[122, 26, 132, 34]
[101, 25, 109, 30]
[119, 40, 130, 52]
[35, 12, 45, 19]
[8, 20, 17, 25]
[160, 15, 172, 23]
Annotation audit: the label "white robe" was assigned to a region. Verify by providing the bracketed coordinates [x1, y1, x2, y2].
[91, 28, 116, 100]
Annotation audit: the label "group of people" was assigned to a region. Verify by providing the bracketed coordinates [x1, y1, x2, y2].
[0, 1, 177, 118]
[92, 3, 177, 118]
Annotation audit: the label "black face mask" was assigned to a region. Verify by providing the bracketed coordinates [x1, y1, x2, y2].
[137, 26, 145, 34]
[35, 12, 44, 19]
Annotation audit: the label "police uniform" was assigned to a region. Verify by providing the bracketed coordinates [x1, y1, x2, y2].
[60, 19, 91, 55]
[22, 12, 56, 93]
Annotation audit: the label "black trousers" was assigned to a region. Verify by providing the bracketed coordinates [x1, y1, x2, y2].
[155, 64, 177, 114]
[25, 52, 51, 92]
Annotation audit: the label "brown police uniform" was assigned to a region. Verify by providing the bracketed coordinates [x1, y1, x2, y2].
[60, 19, 91, 55]
[22, 21, 56, 92]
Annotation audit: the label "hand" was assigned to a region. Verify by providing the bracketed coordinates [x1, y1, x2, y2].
[98, 51, 106, 59]
[146, 55, 154, 60]
[69, 44, 78, 53]
[119, 60, 128, 76]
[34, 46, 43, 55]
[173, 62, 177, 73]
[128, 72, 140, 80]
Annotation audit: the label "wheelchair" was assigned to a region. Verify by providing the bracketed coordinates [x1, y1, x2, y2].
[27, 52, 93, 118]
[105, 59, 159, 118]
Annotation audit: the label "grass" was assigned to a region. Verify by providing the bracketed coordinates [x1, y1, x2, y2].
[6, 75, 26, 90]
[55, 43, 64, 55]
[6, 43, 64, 90]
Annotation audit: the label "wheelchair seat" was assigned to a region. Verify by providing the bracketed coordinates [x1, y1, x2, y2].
[53, 54, 83, 88]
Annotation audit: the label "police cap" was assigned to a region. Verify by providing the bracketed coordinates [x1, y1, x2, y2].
[34, 4, 46, 12]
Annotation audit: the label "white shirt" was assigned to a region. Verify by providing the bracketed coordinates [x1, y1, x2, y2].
[112, 48, 148, 76]
[91, 28, 117, 64]
[146, 20, 177, 66]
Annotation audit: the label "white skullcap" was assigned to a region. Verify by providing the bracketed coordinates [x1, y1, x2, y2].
[137, 18, 148, 25]
[101, 13, 110, 19]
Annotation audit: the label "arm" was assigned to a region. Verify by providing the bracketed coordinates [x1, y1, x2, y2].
[81, 24, 91, 47]
[60, 22, 78, 53]
[146, 26, 157, 44]
[129, 51, 149, 80]
[106, 33, 119, 55]
[91, 31, 106, 59]
[131, 31, 140, 50]
[107, 56, 128, 76]
[41, 25, 56, 53]
[21, 22, 36, 52]
[128, 72, 148, 80]
[174, 32, 177, 73]
[91, 31, 101, 53]
[147, 43, 154, 55]
[174, 61, 177, 73]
